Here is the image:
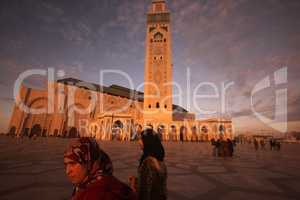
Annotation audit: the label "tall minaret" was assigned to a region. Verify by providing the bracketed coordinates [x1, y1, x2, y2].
[143, 0, 173, 125]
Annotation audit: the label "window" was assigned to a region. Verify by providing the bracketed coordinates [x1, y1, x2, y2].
[154, 32, 163, 41]
[156, 102, 160, 108]
[149, 27, 155, 33]
[164, 105, 167, 109]
[161, 26, 168, 32]
[148, 104, 152, 109]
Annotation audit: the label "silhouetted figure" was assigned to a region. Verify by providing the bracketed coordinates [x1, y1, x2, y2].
[211, 139, 218, 156]
[270, 139, 274, 151]
[218, 139, 226, 157]
[275, 141, 281, 151]
[254, 139, 259, 151]
[227, 139, 234, 157]
[260, 140, 266, 150]
[133, 129, 167, 200]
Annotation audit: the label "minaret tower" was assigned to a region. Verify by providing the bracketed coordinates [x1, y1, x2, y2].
[143, 0, 173, 124]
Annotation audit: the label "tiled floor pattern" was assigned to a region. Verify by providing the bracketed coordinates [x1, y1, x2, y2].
[0, 136, 299, 200]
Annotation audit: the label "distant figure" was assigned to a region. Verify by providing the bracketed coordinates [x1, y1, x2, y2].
[254, 139, 259, 151]
[211, 139, 218, 157]
[223, 139, 230, 157]
[130, 129, 167, 200]
[218, 139, 226, 157]
[227, 139, 234, 157]
[64, 138, 136, 200]
[269, 139, 274, 151]
[260, 140, 266, 150]
[275, 140, 281, 151]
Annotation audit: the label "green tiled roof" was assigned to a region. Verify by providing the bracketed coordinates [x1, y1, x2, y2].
[57, 78, 187, 113]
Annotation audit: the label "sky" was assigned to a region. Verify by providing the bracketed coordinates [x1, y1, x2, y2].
[0, 0, 300, 135]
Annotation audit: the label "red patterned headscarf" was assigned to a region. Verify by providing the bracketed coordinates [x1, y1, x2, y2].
[64, 137, 113, 191]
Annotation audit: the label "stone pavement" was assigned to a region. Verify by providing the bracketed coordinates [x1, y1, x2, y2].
[0, 136, 300, 200]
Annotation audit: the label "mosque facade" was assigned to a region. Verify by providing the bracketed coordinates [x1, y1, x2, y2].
[8, 0, 233, 141]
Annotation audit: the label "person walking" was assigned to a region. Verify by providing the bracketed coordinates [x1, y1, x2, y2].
[254, 139, 259, 151]
[130, 128, 167, 200]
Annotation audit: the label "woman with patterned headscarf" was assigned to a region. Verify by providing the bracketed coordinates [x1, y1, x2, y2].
[64, 137, 136, 200]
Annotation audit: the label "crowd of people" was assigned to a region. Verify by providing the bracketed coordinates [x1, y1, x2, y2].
[210, 138, 235, 157]
[63, 127, 167, 200]
[254, 138, 281, 151]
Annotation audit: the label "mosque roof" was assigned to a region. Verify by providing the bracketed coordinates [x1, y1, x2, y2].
[57, 78, 188, 113]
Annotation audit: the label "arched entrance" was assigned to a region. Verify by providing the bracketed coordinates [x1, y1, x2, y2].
[191, 126, 198, 142]
[219, 124, 225, 136]
[132, 124, 143, 141]
[53, 129, 59, 137]
[170, 125, 177, 141]
[30, 124, 42, 138]
[8, 126, 16, 136]
[112, 120, 123, 141]
[22, 128, 30, 137]
[157, 124, 166, 141]
[69, 127, 79, 138]
[180, 126, 187, 142]
[201, 126, 209, 141]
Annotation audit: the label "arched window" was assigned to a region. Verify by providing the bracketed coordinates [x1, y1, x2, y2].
[219, 125, 225, 133]
[156, 102, 160, 108]
[154, 32, 163, 41]
[201, 126, 208, 134]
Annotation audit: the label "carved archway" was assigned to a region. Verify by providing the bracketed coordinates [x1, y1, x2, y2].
[8, 126, 16, 136]
[68, 127, 79, 138]
[112, 120, 123, 140]
[201, 125, 209, 141]
[157, 124, 166, 141]
[191, 126, 198, 142]
[30, 124, 42, 137]
[21, 97, 48, 137]
[180, 126, 187, 142]
[53, 129, 59, 137]
[170, 125, 177, 141]
[65, 103, 89, 137]
[219, 124, 225, 134]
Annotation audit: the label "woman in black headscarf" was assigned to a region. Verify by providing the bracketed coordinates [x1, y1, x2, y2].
[135, 128, 168, 200]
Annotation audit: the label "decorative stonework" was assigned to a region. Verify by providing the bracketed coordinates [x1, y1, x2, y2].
[7, 0, 233, 141]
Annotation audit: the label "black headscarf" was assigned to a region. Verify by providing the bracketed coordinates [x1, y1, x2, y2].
[139, 129, 165, 166]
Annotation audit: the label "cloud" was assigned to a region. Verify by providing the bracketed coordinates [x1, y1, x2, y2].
[0, 97, 14, 103]
[38, 2, 65, 23]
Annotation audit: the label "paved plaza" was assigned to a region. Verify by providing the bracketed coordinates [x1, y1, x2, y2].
[0, 136, 300, 200]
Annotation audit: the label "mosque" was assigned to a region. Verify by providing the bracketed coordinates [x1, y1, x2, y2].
[8, 0, 233, 141]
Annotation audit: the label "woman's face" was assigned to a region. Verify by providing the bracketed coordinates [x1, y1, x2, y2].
[64, 158, 88, 184]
